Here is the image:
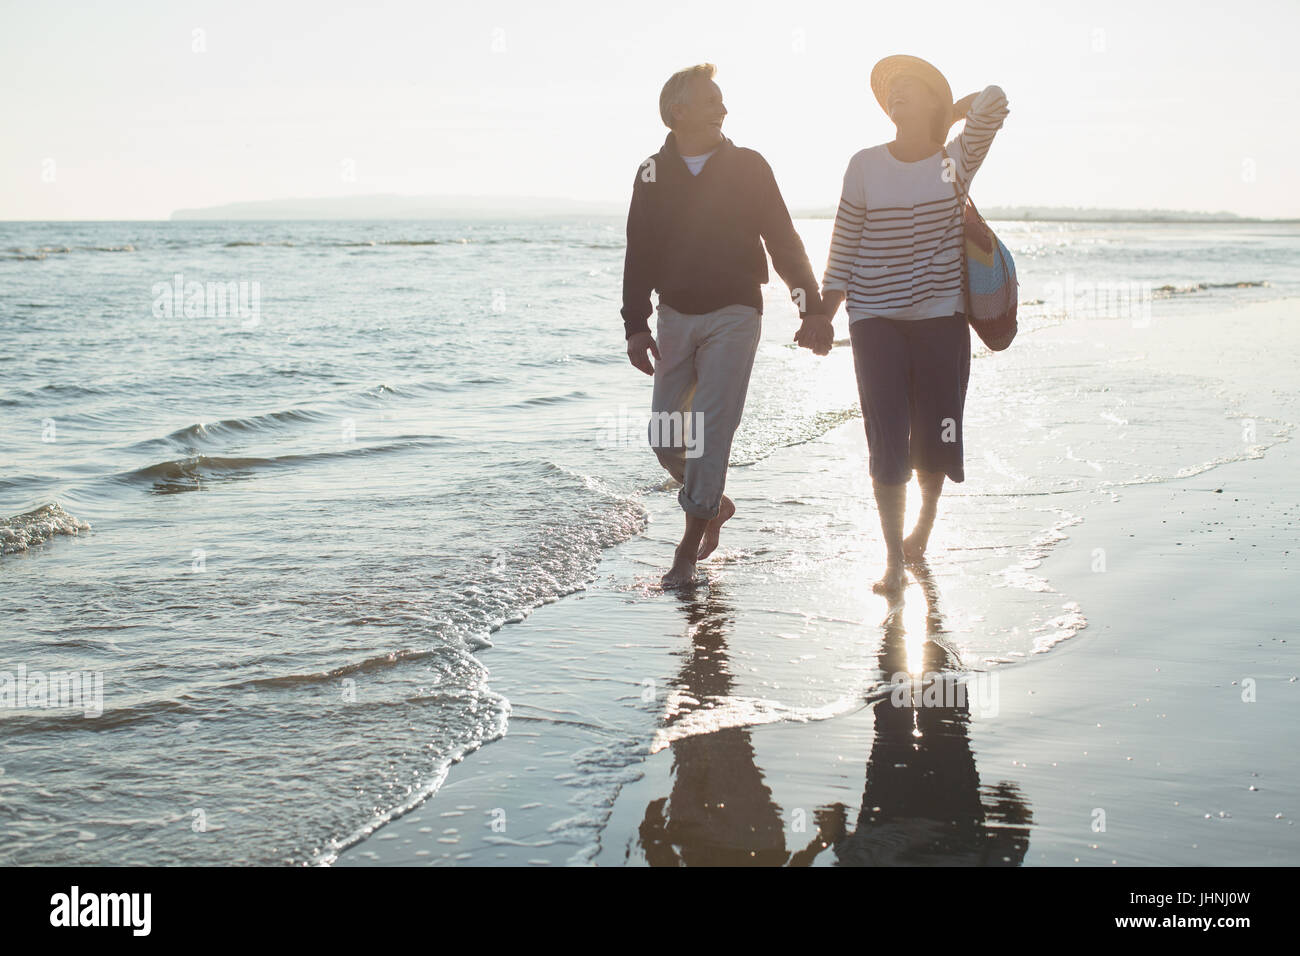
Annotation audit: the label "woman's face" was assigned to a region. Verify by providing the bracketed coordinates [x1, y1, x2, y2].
[886, 74, 941, 127]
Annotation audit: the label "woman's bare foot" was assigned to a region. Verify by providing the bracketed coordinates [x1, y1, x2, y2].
[661, 544, 700, 589]
[872, 560, 906, 596]
[902, 527, 930, 565]
[905, 472, 944, 565]
[696, 495, 735, 560]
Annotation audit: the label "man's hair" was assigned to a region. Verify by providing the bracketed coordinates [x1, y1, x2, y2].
[659, 63, 716, 128]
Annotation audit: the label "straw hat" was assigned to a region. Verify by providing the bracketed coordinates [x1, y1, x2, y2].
[870, 54, 954, 129]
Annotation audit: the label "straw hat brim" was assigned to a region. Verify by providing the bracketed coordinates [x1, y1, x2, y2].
[870, 55, 955, 129]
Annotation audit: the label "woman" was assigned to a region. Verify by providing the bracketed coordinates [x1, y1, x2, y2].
[820, 55, 1009, 596]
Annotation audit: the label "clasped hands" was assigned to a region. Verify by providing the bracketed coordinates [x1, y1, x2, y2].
[627, 313, 833, 377]
[794, 314, 834, 356]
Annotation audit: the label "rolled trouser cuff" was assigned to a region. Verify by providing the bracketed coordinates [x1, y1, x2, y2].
[677, 485, 722, 520]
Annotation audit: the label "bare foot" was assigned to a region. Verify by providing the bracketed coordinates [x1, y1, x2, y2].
[661, 544, 699, 589]
[871, 560, 906, 596]
[696, 495, 735, 560]
[902, 528, 929, 565]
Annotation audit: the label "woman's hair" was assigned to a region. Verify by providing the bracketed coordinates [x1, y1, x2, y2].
[660, 63, 716, 128]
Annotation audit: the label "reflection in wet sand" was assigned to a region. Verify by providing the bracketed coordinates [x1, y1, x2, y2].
[638, 585, 788, 865]
[637, 565, 1033, 866]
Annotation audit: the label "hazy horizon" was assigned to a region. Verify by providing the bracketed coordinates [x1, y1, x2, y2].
[3, 194, 1287, 224]
[3, 0, 1297, 220]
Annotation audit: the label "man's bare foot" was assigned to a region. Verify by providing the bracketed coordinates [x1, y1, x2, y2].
[696, 495, 735, 560]
[872, 560, 906, 596]
[661, 545, 699, 589]
[902, 528, 931, 565]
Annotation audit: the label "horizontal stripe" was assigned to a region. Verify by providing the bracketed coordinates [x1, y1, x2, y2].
[847, 279, 963, 300]
[845, 290, 963, 310]
[822, 108, 1005, 316]
[842, 267, 967, 293]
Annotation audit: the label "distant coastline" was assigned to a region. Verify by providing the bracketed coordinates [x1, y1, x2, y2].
[167, 195, 1295, 224]
[170, 195, 624, 221]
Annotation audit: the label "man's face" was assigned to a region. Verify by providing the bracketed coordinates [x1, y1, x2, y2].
[887, 74, 940, 126]
[672, 77, 727, 139]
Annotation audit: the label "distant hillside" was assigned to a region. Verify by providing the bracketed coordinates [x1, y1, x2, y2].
[968, 206, 1256, 223]
[791, 205, 1274, 222]
[171, 194, 623, 220]
[171, 195, 1286, 223]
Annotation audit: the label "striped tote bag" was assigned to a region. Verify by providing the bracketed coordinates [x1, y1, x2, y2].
[941, 147, 1018, 351]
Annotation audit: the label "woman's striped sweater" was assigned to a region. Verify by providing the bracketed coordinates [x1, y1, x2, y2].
[822, 85, 1009, 322]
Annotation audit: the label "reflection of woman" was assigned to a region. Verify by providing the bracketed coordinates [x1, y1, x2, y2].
[826, 562, 1033, 866]
[820, 55, 1009, 595]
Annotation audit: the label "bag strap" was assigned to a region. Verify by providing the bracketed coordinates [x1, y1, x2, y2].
[940, 145, 972, 318]
[939, 145, 969, 206]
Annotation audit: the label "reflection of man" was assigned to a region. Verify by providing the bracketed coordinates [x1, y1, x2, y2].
[638, 586, 789, 866]
[621, 63, 833, 589]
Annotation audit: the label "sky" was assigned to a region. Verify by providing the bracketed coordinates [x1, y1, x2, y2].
[2, 0, 1296, 220]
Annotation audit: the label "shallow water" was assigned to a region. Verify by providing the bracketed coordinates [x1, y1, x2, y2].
[1, 218, 1296, 864]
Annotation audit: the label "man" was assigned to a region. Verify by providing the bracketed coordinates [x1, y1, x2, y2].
[622, 63, 833, 588]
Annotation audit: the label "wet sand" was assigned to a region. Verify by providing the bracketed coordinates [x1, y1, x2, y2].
[338, 299, 1300, 866]
[598, 440, 1300, 866]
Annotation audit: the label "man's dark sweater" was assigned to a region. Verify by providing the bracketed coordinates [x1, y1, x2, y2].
[620, 132, 823, 340]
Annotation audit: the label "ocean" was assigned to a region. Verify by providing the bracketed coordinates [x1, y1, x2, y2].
[1, 217, 1296, 864]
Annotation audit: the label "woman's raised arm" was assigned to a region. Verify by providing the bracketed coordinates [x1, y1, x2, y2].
[951, 85, 1009, 189]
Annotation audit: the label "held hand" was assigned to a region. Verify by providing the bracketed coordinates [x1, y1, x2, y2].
[626, 330, 660, 376]
[794, 315, 833, 355]
[794, 315, 834, 356]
